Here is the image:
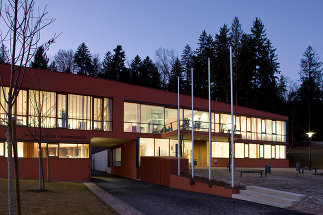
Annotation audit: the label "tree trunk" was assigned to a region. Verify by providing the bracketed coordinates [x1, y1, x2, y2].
[12, 119, 21, 215]
[7, 115, 14, 215]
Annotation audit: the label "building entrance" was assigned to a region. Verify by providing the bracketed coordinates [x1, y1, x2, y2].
[193, 140, 207, 167]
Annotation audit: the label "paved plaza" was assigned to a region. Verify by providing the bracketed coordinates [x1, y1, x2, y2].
[193, 167, 323, 214]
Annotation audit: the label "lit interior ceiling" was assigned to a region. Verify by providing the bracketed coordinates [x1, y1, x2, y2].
[90, 137, 133, 148]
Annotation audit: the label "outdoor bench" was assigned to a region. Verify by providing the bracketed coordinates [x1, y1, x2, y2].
[300, 168, 318, 174]
[239, 170, 266, 178]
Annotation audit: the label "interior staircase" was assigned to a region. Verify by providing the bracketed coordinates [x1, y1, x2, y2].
[232, 185, 306, 208]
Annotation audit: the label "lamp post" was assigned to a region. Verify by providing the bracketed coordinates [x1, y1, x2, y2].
[306, 132, 314, 169]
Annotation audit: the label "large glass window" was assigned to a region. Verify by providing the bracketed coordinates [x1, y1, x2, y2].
[0, 142, 4, 156]
[235, 143, 244, 158]
[124, 102, 140, 132]
[0, 87, 8, 125]
[212, 142, 229, 158]
[29, 90, 56, 128]
[170, 140, 178, 157]
[57, 94, 67, 128]
[249, 144, 258, 158]
[93, 98, 103, 130]
[155, 139, 169, 156]
[264, 144, 272, 159]
[15, 90, 27, 126]
[68, 94, 92, 130]
[103, 98, 112, 131]
[141, 104, 164, 134]
[165, 108, 178, 132]
[183, 140, 192, 164]
[140, 138, 154, 156]
[113, 147, 121, 166]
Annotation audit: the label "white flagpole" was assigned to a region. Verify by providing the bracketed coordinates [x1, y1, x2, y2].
[191, 68, 194, 178]
[230, 46, 235, 187]
[178, 76, 181, 176]
[208, 58, 212, 181]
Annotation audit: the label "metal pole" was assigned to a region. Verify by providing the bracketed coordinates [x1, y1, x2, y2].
[178, 76, 180, 176]
[309, 136, 312, 169]
[191, 68, 194, 178]
[208, 58, 212, 181]
[230, 46, 235, 187]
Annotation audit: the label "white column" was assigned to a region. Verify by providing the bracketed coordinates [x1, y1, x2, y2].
[178, 76, 180, 176]
[191, 68, 194, 178]
[230, 46, 235, 187]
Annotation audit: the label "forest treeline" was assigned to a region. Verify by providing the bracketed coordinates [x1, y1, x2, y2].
[0, 17, 322, 145]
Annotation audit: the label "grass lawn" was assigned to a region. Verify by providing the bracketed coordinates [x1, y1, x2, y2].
[0, 179, 119, 215]
[288, 144, 323, 168]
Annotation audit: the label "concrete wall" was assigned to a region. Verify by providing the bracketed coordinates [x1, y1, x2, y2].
[92, 150, 109, 173]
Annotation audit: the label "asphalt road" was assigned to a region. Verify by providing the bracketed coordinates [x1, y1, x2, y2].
[93, 175, 306, 215]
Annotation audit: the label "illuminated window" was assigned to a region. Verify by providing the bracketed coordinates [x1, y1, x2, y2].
[235, 143, 244, 158]
[141, 104, 164, 134]
[140, 138, 154, 156]
[170, 140, 178, 157]
[244, 144, 249, 158]
[0, 142, 4, 156]
[15, 90, 27, 126]
[103, 98, 112, 131]
[212, 142, 229, 158]
[113, 147, 121, 166]
[183, 140, 192, 164]
[214, 113, 220, 132]
[57, 94, 67, 128]
[165, 108, 178, 131]
[264, 144, 271, 159]
[124, 102, 140, 132]
[155, 139, 169, 156]
[259, 144, 264, 158]
[271, 145, 276, 158]
[68, 94, 92, 130]
[249, 144, 258, 158]
[0, 87, 8, 125]
[93, 98, 103, 130]
[29, 90, 56, 128]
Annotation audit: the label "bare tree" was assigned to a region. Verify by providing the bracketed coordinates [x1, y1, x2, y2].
[155, 48, 177, 89]
[54, 49, 75, 73]
[0, 0, 57, 214]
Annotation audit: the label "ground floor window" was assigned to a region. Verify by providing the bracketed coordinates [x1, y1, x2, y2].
[113, 147, 121, 166]
[0, 142, 4, 156]
[212, 142, 229, 158]
[2, 142, 89, 158]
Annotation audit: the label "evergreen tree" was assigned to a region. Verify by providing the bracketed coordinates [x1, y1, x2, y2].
[74, 43, 93, 76]
[181, 44, 194, 94]
[296, 46, 322, 140]
[0, 44, 9, 63]
[101, 51, 113, 79]
[229, 17, 243, 105]
[129, 55, 142, 85]
[140, 56, 161, 89]
[167, 58, 185, 93]
[110, 45, 128, 81]
[31, 46, 49, 69]
[214, 24, 230, 102]
[90, 55, 101, 77]
[193, 30, 215, 98]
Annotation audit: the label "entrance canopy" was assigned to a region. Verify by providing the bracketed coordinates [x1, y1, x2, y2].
[90, 137, 133, 148]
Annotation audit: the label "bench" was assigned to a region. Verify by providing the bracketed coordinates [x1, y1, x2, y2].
[239, 170, 266, 178]
[300, 168, 318, 174]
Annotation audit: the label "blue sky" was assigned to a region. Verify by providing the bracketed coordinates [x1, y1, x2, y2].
[41, 0, 323, 82]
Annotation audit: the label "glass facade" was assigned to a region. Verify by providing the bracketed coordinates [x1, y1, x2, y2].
[0, 87, 112, 131]
[139, 138, 286, 162]
[124, 102, 287, 143]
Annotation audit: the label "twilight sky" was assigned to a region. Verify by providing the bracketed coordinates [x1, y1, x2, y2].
[40, 0, 323, 82]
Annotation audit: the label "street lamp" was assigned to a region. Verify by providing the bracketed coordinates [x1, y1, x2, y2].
[306, 132, 314, 169]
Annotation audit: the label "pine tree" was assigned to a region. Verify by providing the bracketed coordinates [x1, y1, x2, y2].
[193, 30, 215, 98]
[101, 51, 113, 79]
[141, 56, 161, 89]
[181, 44, 194, 94]
[111, 45, 128, 82]
[74, 43, 93, 76]
[31, 46, 49, 69]
[0, 44, 9, 63]
[167, 58, 185, 93]
[129, 55, 142, 85]
[229, 17, 243, 105]
[214, 24, 230, 103]
[90, 55, 101, 77]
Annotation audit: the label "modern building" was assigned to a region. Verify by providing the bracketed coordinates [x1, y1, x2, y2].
[0, 64, 288, 181]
